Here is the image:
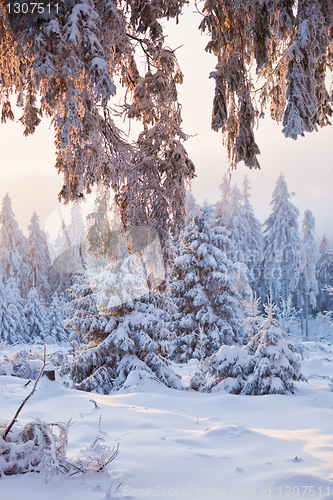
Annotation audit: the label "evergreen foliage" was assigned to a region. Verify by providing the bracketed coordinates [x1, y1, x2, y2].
[28, 212, 52, 302]
[71, 291, 181, 394]
[24, 288, 46, 342]
[0, 279, 29, 344]
[300, 210, 319, 309]
[316, 235, 333, 313]
[299, 210, 318, 336]
[0, 194, 26, 287]
[242, 176, 264, 292]
[45, 294, 68, 344]
[170, 204, 241, 363]
[194, 296, 304, 395]
[214, 174, 229, 223]
[261, 175, 300, 304]
[199, 0, 333, 169]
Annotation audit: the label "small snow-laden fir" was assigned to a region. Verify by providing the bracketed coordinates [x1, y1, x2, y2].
[221, 184, 251, 264]
[193, 296, 304, 395]
[241, 176, 264, 295]
[24, 288, 47, 343]
[28, 212, 52, 302]
[0, 194, 29, 296]
[241, 291, 263, 343]
[260, 174, 301, 305]
[214, 174, 230, 224]
[299, 210, 319, 337]
[71, 289, 182, 394]
[52, 202, 87, 275]
[0, 279, 29, 345]
[241, 298, 304, 395]
[316, 235, 333, 314]
[214, 176, 263, 296]
[170, 203, 242, 363]
[276, 295, 300, 336]
[45, 293, 68, 344]
[185, 190, 199, 225]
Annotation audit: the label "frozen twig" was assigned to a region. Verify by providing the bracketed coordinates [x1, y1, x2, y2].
[3, 345, 47, 441]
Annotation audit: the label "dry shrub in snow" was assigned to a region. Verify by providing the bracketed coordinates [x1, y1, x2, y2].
[0, 421, 119, 480]
[0, 346, 118, 479]
[0, 419, 67, 478]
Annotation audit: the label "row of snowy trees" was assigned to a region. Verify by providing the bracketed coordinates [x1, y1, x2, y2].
[0, 177, 329, 396]
[0, 193, 57, 302]
[0, 283, 66, 344]
[200, 173, 333, 326]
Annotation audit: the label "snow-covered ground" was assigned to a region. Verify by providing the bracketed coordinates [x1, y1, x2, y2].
[0, 340, 333, 500]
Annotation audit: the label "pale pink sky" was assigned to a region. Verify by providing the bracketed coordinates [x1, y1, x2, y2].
[0, 8, 332, 245]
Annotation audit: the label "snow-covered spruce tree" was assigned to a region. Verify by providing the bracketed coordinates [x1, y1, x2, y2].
[68, 230, 181, 393]
[299, 210, 319, 337]
[170, 204, 241, 363]
[241, 291, 263, 343]
[0, 193, 28, 292]
[45, 293, 68, 344]
[222, 184, 251, 264]
[261, 175, 301, 305]
[0, 279, 29, 344]
[185, 190, 199, 225]
[24, 287, 46, 343]
[214, 174, 230, 224]
[53, 202, 87, 276]
[316, 235, 333, 314]
[85, 187, 123, 268]
[196, 296, 304, 395]
[241, 298, 304, 395]
[27, 212, 52, 302]
[277, 296, 300, 336]
[70, 290, 181, 394]
[242, 175, 264, 294]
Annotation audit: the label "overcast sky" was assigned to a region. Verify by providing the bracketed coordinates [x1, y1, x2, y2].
[0, 6, 332, 246]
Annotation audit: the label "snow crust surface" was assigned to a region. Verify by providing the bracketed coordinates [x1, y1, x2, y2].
[0, 341, 333, 499]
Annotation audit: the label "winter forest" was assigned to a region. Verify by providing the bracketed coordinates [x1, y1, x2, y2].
[1, 0, 333, 497]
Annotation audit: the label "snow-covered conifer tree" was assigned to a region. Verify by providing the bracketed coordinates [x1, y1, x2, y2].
[299, 210, 319, 337]
[241, 298, 304, 395]
[214, 174, 230, 223]
[197, 296, 304, 395]
[0, 279, 29, 344]
[223, 184, 250, 264]
[45, 294, 68, 344]
[185, 190, 199, 225]
[261, 175, 301, 305]
[316, 235, 333, 314]
[242, 175, 264, 292]
[241, 292, 263, 342]
[0, 194, 26, 289]
[70, 290, 181, 394]
[28, 212, 52, 302]
[24, 288, 46, 342]
[277, 296, 300, 335]
[171, 204, 241, 363]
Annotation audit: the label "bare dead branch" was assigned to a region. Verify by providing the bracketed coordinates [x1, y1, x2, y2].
[3, 345, 47, 441]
